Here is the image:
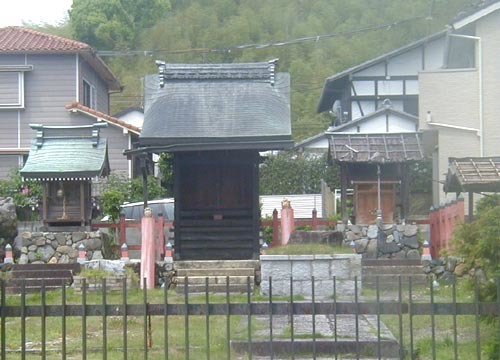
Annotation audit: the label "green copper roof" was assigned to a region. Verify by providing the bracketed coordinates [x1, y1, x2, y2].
[21, 124, 110, 180]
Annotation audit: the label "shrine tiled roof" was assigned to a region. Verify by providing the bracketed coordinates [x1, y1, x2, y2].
[138, 60, 293, 152]
[444, 157, 500, 193]
[327, 132, 425, 163]
[20, 124, 110, 181]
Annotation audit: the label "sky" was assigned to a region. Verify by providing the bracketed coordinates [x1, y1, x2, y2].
[0, 0, 73, 27]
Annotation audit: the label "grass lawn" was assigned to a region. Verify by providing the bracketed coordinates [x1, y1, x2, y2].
[264, 242, 352, 255]
[2, 273, 497, 359]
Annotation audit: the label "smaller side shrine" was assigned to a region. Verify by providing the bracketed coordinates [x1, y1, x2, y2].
[20, 123, 110, 230]
[327, 132, 425, 225]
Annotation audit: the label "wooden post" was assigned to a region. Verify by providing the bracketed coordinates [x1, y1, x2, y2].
[468, 192, 474, 223]
[141, 208, 155, 289]
[157, 214, 165, 260]
[340, 163, 348, 224]
[272, 209, 279, 247]
[119, 213, 126, 246]
[80, 182, 85, 227]
[312, 208, 318, 230]
[43, 182, 48, 226]
[400, 163, 410, 223]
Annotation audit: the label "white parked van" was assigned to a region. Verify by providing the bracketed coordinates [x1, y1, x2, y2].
[120, 198, 175, 221]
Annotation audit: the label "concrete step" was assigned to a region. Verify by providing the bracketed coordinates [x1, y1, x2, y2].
[174, 260, 259, 270]
[231, 338, 400, 358]
[176, 275, 254, 285]
[176, 267, 255, 277]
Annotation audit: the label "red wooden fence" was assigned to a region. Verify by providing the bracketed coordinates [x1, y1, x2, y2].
[94, 210, 337, 253]
[429, 199, 465, 258]
[93, 214, 173, 257]
[260, 209, 337, 247]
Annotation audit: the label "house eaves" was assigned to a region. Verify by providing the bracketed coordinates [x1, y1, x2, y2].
[294, 132, 328, 150]
[327, 107, 418, 133]
[0, 26, 121, 91]
[316, 30, 447, 113]
[65, 102, 141, 135]
[451, 1, 500, 30]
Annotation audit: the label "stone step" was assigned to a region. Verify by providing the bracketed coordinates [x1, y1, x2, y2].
[175, 283, 254, 294]
[1, 263, 80, 292]
[174, 260, 259, 270]
[176, 268, 255, 277]
[363, 274, 429, 289]
[176, 275, 255, 285]
[231, 338, 400, 358]
[362, 265, 425, 276]
[362, 259, 422, 266]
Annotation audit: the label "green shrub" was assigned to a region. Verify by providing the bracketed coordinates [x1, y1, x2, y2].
[0, 168, 41, 220]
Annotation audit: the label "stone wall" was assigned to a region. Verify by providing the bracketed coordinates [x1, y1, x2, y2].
[338, 223, 426, 259]
[260, 254, 361, 298]
[15, 231, 108, 264]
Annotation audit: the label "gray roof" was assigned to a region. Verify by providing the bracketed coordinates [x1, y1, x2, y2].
[444, 157, 500, 193]
[452, 0, 500, 26]
[20, 124, 110, 180]
[328, 132, 425, 163]
[139, 61, 293, 152]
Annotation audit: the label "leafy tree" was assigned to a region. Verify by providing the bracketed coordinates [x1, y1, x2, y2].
[452, 193, 500, 301]
[259, 151, 339, 195]
[100, 173, 167, 221]
[0, 169, 42, 220]
[69, 0, 171, 49]
[40, 0, 473, 138]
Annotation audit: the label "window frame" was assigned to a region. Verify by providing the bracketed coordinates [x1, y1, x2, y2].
[82, 78, 96, 109]
[0, 65, 33, 109]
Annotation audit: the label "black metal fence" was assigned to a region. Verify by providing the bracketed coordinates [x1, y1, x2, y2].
[1, 276, 499, 359]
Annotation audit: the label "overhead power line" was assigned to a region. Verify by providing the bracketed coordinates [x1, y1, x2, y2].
[97, 16, 425, 57]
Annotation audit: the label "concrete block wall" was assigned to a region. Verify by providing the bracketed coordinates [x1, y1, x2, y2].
[260, 254, 361, 298]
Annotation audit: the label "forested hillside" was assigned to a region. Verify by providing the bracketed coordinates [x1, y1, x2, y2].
[42, 0, 472, 141]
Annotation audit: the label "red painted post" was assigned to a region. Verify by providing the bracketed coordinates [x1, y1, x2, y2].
[119, 213, 126, 246]
[272, 209, 279, 247]
[141, 208, 156, 289]
[312, 209, 318, 230]
[280, 200, 294, 245]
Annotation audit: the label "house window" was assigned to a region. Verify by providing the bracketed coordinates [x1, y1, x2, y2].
[82, 79, 96, 109]
[0, 66, 32, 108]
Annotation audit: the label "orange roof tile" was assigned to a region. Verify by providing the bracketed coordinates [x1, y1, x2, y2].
[65, 102, 141, 135]
[0, 27, 121, 91]
[0, 26, 91, 52]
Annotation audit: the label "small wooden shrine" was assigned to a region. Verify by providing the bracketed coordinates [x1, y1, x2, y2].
[20, 123, 110, 230]
[444, 156, 500, 220]
[327, 132, 425, 224]
[130, 60, 293, 260]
